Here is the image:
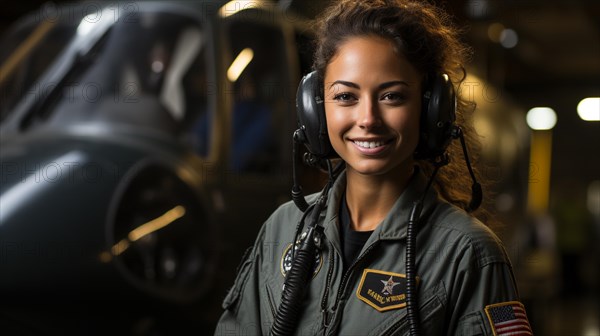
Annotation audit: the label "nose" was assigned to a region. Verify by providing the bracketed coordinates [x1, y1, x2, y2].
[357, 98, 382, 129]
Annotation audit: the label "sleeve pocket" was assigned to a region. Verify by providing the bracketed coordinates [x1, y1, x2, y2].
[222, 246, 255, 311]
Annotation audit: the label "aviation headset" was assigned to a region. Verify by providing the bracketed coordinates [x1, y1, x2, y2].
[294, 70, 457, 161]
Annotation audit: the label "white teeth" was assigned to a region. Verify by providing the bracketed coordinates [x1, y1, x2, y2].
[354, 140, 385, 148]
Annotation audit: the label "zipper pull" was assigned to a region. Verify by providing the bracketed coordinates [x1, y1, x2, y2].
[322, 306, 337, 334]
[322, 309, 330, 329]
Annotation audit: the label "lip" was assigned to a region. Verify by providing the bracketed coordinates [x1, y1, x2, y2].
[349, 137, 394, 156]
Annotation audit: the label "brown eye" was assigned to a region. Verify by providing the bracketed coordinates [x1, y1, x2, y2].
[334, 93, 353, 100]
[381, 92, 406, 103]
[333, 93, 357, 103]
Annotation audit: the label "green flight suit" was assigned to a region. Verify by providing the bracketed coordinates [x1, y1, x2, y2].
[215, 170, 530, 335]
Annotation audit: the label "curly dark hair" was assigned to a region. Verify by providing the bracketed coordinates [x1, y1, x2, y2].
[313, 0, 490, 220]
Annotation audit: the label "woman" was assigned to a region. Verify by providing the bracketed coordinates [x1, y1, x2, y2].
[215, 0, 531, 335]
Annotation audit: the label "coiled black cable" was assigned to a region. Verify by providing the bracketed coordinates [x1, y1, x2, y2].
[406, 200, 423, 336]
[406, 163, 441, 336]
[271, 193, 327, 336]
[271, 153, 342, 335]
[407, 127, 482, 335]
[270, 224, 322, 336]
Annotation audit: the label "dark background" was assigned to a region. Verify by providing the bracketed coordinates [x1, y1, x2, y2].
[5, 0, 596, 200]
[2, 1, 598, 335]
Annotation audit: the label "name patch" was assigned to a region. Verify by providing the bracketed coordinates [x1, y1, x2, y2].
[356, 269, 414, 312]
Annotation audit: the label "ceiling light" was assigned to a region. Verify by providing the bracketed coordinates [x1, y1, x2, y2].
[577, 97, 600, 121]
[219, 0, 264, 18]
[500, 29, 518, 49]
[526, 107, 557, 130]
[488, 23, 504, 43]
[227, 48, 254, 82]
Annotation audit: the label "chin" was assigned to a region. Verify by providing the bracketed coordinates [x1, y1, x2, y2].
[349, 163, 395, 176]
[348, 157, 414, 178]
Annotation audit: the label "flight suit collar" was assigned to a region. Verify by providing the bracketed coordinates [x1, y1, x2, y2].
[377, 167, 438, 241]
[322, 166, 438, 245]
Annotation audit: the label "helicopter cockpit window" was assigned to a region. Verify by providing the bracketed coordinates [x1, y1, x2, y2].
[225, 21, 287, 173]
[17, 12, 211, 155]
[0, 19, 76, 124]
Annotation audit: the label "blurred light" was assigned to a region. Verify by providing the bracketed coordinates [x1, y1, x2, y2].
[583, 318, 600, 336]
[106, 205, 186, 259]
[77, 14, 98, 36]
[111, 239, 130, 256]
[0, 20, 54, 85]
[500, 29, 518, 48]
[577, 97, 600, 121]
[487, 23, 505, 43]
[219, 0, 264, 18]
[583, 327, 600, 336]
[526, 107, 557, 130]
[474, 116, 493, 139]
[527, 130, 553, 214]
[588, 180, 600, 216]
[227, 48, 254, 82]
[77, 8, 114, 36]
[99, 251, 112, 263]
[151, 61, 164, 73]
[473, 116, 496, 156]
[496, 193, 515, 212]
[128, 205, 186, 242]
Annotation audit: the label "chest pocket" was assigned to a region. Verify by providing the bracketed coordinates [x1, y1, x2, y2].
[368, 282, 447, 336]
[261, 274, 325, 336]
[260, 276, 278, 323]
[222, 247, 254, 311]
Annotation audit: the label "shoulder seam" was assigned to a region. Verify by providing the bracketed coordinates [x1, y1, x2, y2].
[431, 205, 509, 268]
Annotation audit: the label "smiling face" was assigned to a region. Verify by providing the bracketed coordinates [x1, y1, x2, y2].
[324, 36, 422, 179]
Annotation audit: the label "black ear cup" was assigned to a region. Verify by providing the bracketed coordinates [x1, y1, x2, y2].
[414, 74, 456, 160]
[295, 71, 334, 158]
[295, 71, 456, 160]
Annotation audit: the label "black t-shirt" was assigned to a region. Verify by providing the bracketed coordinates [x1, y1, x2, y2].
[339, 194, 373, 271]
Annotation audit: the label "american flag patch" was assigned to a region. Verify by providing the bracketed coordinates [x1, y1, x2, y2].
[484, 301, 533, 336]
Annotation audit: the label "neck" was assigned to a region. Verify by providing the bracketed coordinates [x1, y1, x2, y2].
[344, 163, 414, 232]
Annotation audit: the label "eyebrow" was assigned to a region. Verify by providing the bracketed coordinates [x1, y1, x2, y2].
[327, 80, 410, 90]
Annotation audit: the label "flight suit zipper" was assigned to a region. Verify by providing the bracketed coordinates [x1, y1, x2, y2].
[325, 241, 379, 335]
[321, 241, 335, 330]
